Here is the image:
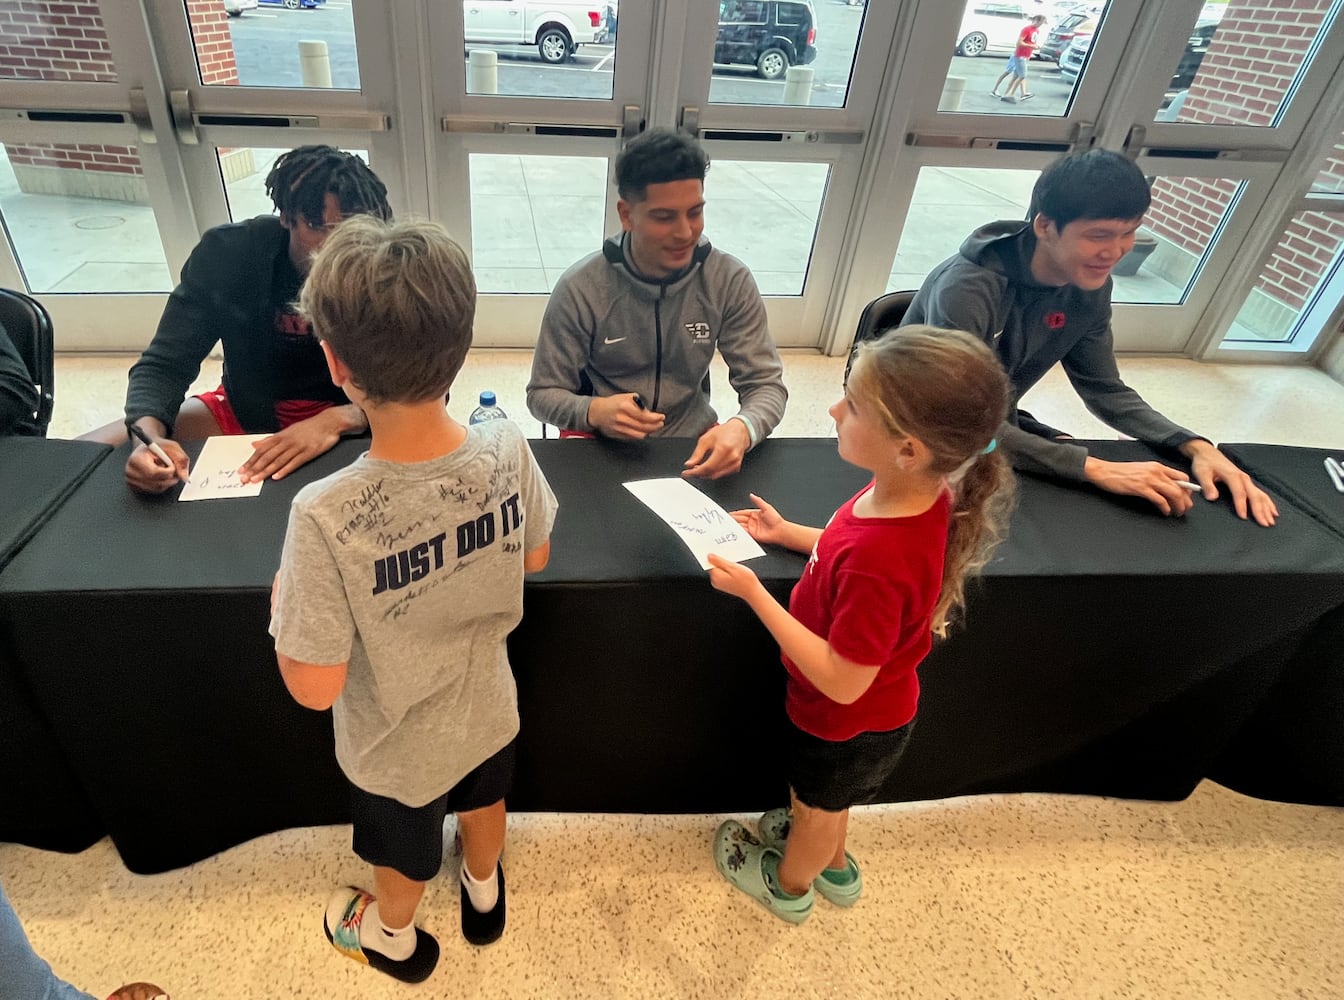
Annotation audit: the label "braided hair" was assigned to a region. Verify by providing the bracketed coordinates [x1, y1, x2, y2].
[264, 145, 391, 228]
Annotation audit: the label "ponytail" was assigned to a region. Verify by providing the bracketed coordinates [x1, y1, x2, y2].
[934, 449, 1015, 637]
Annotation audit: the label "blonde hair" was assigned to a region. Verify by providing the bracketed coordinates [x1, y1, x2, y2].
[847, 325, 1015, 635]
[300, 215, 476, 404]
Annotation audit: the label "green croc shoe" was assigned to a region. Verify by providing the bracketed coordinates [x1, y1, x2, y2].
[754, 809, 863, 907]
[713, 820, 813, 924]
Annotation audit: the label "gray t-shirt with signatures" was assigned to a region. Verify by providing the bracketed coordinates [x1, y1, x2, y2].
[270, 420, 557, 807]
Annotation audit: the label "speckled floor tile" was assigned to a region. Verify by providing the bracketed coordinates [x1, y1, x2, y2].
[3, 784, 1342, 999]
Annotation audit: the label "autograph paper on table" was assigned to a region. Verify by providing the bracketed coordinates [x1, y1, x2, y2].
[624, 478, 765, 569]
[178, 434, 270, 501]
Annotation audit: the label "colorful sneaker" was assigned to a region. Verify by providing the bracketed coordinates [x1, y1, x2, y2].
[755, 809, 863, 907]
[323, 887, 440, 984]
[712, 820, 813, 924]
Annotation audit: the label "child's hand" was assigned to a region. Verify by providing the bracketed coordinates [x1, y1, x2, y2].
[730, 493, 787, 545]
[707, 553, 763, 600]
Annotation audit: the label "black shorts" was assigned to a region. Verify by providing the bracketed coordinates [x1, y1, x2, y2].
[350, 738, 516, 882]
[786, 719, 914, 812]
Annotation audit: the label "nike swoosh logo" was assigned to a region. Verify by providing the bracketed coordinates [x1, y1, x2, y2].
[603, 336, 627, 345]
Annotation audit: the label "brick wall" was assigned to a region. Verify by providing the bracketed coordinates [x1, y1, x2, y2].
[2, 1, 241, 199]
[1144, 0, 1340, 320]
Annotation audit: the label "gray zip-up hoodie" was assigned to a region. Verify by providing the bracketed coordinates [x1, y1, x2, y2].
[527, 234, 787, 441]
[904, 221, 1200, 481]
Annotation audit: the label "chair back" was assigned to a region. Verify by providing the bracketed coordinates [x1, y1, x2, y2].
[0, 288, 55, 436]
[844, 290, 916, 384]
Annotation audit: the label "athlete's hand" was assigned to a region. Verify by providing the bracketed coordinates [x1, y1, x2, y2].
[1082, 457, 1195, 517]
[125, 433, 190, 495]
[240, 409, 349, 483]
[587, 393, 664, 440]
[1182, 440, 1278, 527]
[682, 419, 750, 480]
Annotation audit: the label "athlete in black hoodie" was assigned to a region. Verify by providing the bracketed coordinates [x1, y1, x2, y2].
[905, 149, 1276, 527]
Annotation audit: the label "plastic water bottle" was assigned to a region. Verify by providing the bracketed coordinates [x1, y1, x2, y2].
[468, 391, 507, 425]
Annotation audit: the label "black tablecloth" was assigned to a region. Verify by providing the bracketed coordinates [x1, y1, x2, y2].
[1206, 442, 1344, 804]
[1222, 443, 1344, 540]
[0, 438, 111, 851]
[2, 436, 1342, 874]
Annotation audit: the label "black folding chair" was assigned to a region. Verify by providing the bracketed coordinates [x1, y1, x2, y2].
[0, 288, 55, 437]
[843, 290, 915, 385]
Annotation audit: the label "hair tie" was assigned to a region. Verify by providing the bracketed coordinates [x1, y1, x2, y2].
[982, 438, 998, 455]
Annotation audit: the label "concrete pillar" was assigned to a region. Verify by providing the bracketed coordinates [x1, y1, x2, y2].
[468, 49, 499, 95]
[298, 40, 332, 89]
[782, 66, 814, 105]
[939, 76, 965, 112]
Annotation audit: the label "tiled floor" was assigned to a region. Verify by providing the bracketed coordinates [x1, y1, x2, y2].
[6, 350, 1344, 1000]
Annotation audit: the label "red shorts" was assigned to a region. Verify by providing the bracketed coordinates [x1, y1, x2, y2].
[193, 385, 334, 435]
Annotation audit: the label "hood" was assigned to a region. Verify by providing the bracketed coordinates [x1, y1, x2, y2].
[957, 219, 1046, 287]
[601, 233, 713, 299]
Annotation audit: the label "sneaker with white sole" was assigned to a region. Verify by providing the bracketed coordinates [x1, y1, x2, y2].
[755, 808, 863, 907]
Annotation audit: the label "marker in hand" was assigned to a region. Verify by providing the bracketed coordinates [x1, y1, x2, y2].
[1175, 480, 1203, 493]
[127, 423, 190, 484]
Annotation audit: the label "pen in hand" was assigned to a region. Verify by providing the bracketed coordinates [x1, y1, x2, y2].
[127, 423, 190, 484]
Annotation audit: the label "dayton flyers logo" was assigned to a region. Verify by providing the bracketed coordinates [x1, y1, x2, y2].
[684, 321, 711, 342]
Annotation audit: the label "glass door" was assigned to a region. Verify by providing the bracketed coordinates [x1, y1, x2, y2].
[672, 0, 906, 345]
[0, 0, 408, 349]
[0, 1, 199, 348]
[427, 0, 654, 345]
[836, 0, 1344, 357]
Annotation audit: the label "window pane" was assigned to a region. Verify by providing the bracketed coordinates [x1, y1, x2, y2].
[0, 141, 172, 293]
[210, 0, 360, 90]
[0, 0, 117, 83]
[468, 154, 607, 294]
[940, 1, 1113, 119]
[705, 161, 828, 295]
[218, 146, 370, 223]
[1310, 135, 1344, 195]
[708, 0, 861, 109]
[464, 2, 616, 99]
[888, 166, 1036, 292]
[1151, 1, 1339, 127]
[1122, 175, 1244, 305]
[1223, 210, 1344, 345]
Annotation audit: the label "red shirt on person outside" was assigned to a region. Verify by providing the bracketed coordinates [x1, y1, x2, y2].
[1015, 24, 1040, 58]
[783, 484, 950, 742]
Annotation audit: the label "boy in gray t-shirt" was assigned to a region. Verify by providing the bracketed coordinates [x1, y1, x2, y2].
[269, 217, 557, 983]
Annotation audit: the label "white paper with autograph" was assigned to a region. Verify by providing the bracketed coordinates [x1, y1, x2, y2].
[178, 434, 269, 501]
[624, 478, 765, 569]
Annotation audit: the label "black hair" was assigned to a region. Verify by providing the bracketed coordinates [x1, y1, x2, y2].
[1028, 149, 1150, 230]
[264, 145, 392, 228]
[614, 128, 710, 203]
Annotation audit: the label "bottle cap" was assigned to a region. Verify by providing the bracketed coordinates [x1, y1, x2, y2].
[479, 391, 496, 407]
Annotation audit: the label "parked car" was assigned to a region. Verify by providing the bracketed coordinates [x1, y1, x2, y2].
[1039, 10, 1099, 62]
[223, 0, 259, 15]
[715, 0, 817, 80]
[463, 1, 608, 64]
[257, 0, 326, 8]
[954, 3, 1038, 58]
[1058, 16, 1219, 92]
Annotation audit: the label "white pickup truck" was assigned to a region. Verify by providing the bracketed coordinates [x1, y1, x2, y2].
[463, 1, 610, 64]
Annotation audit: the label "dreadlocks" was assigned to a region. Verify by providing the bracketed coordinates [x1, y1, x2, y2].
[265, 145, 392, 229]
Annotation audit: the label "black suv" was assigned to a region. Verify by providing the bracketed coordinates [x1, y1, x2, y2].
[716, 0, 818, 80]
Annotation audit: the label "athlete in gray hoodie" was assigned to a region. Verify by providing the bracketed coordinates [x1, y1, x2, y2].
[527, 129, 787, 480]
[905, 150, 1276, 527]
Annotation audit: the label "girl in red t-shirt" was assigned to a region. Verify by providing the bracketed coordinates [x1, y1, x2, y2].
[706, 325, 1014, 923]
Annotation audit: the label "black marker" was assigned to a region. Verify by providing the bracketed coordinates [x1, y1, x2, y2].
[633, 394, 647, 410]
[127, 422, 190, 484]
